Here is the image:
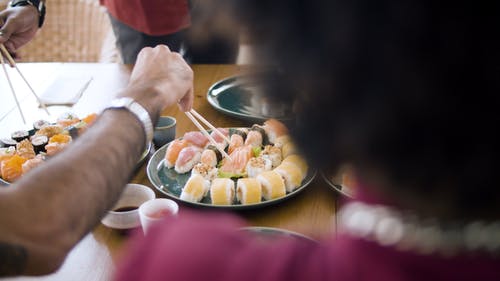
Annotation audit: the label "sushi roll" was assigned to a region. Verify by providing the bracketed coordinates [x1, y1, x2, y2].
[262, 119, 288, 144]
[228, 133, 244, 155]
[244, 130, 263, 147]
[180, 174, 210, 203]
[1, 155, 27, 182]
[274, 162, 303, 192]
[257, 170, 286, 200]
[175, 146, 202, 174]
[22, 155, 44, 174]
[281, 141, 297, 158]
[57, 112, 80, 128]
[183, 131, 209, 148]
[281, 155, 308, 178]
[210, 178, 235, 205]
[250, 125, 268, 144]
[81, 113, 98, 126]
[31, 135, 49, 153]
[274, 135, 292, 148]
[246, 157, 272, 178]
[0, 146, 16, 163]
[236, 178, 262, 204]
[0, 138, 17, 148]
[200, 145, 222, 167]
[191, 163, 218, 181]
[164, 139, 189, 168]
[65, 124, 81, 139]
[35, 125, 63, 138]
[16, 139, 36, 159]
[261, 145, 282, 168]
[49, 134, 72, 144]
[33, 120, 50, 131]
[11, 130, 29, 142]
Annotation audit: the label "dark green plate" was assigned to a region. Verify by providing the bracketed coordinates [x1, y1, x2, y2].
[207, 75, 294, 123]
[147, 136, 316, 210]
[240, 226, 317, 243]
[321, 172, 354, 198]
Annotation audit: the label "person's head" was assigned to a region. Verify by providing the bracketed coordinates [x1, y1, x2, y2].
[201, 0, 499, 219]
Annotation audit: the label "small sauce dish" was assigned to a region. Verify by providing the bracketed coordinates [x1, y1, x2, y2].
[101, 183, 155, 229]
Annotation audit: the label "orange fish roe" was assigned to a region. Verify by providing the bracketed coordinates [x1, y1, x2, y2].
[82, 113, 97, 126]
[1, 155, 27, 182]
[57, 118, 80, 128]
[49, 134, 72, 144]
[0, 147, 16, 163]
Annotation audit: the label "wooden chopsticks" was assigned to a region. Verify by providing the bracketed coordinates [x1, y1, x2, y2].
[0, 54, 26, 123]
[189, 109, 230, 143]
[0, 43, 50, 123]
[184, 109, 232, 161]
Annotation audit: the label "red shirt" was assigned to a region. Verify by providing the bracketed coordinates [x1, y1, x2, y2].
[100, 0, 191, 36]
[114, 210, 500, 281]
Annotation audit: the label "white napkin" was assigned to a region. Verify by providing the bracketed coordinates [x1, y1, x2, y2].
[39, 76, 93, 106]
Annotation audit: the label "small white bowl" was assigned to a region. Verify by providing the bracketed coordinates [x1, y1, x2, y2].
[139, 198, 179, 235]
[101, 184, 155, 229]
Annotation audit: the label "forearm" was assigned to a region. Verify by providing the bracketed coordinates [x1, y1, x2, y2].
[0, 44, 193, 277]
[0, 109, 147, 275]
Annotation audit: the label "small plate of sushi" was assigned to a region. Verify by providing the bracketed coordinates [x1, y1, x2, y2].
[207, 74, 294, 123]
[147, 119, 316, 209]
[240, 226, 317, 243]
[0, 112, 151, 186]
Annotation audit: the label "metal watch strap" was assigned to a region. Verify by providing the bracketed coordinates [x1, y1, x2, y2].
[106, 97, 153, 148]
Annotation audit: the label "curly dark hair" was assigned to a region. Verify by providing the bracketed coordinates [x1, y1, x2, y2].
[201, 0, 500, 218]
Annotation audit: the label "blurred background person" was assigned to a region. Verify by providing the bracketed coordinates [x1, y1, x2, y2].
[99, 0, 239, 64]
[114, 1, 500, 281]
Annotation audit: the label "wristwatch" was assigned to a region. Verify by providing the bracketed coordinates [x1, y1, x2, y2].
[106, 97, 153, 148]
[9, 0, 46, 28]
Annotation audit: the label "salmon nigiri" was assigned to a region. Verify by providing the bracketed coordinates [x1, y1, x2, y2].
[175, 146, 202, 174]
[164, 139, 189, 168]
[220, 145, 252, 176]
[183, 131, 209, 148]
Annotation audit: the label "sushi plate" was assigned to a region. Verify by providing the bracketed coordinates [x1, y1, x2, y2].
[0, 142, 152, 186]
[321, 172, 354, 198]
[239, 226, 317, 243]
[207, 75, 294, 123]
[147, 138, 316, 210]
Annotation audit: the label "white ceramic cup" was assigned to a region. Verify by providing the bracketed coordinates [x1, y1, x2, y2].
[101, 184, 155, 229]
[139, 198, 179, 235]
[153, 116, 176, 148]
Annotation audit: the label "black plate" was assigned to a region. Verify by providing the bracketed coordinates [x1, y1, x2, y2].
[240, 226, 317, 243]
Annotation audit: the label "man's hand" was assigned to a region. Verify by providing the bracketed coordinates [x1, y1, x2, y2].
[0, 6, 39, 54]
[123, 45, 194, 116]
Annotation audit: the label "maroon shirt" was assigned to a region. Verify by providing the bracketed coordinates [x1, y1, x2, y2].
[100, 0, 191, 36]
[114, 210, 499, 281]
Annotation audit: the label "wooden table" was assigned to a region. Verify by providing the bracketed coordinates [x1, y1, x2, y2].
[0, 63, 338, 281]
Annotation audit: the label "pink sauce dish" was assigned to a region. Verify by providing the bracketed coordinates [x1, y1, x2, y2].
[139, 198, 179, 235]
